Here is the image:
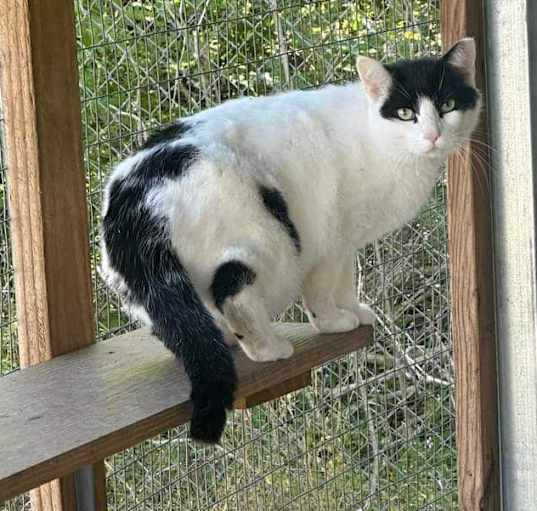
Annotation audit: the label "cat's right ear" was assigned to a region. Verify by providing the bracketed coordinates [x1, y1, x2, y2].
[356, 56, 392, 101]
[443, 38, 476, 87]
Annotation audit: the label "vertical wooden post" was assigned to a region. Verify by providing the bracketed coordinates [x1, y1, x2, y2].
[0, 1, 106, 510]
[441, 2, 500, 510]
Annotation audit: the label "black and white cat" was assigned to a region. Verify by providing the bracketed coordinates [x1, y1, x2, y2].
[101, 38, 480, 443]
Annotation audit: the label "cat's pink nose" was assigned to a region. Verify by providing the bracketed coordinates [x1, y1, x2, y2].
[424, 131, 440, 144]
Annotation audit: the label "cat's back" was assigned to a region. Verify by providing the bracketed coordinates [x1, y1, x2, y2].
[108, 82, 363, 185]
[104, 81, 366, 248]
[185, 82, 363, 149]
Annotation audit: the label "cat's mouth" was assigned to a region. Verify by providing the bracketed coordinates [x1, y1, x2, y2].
[414, 145, 446, 159]
[415, 146, 453, 162]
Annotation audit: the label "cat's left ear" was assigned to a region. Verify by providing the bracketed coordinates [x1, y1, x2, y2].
[443, 38, 476, 86]
[356, 56, 392, 102]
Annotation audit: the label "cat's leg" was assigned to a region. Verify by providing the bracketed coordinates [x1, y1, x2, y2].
[222, 287, 294, 362]
[302, 256, 361, 333]
[333, 252, 376, 326]
[210, 308, 238, 347]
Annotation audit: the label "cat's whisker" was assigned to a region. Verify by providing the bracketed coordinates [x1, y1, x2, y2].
[458, 136, 493, 149]
[469, 125, 490, 135]
[453, 145, 490, 196]
[456, 135, 497, 153]
[467, 127, 491, 139]
[470, 152, 490, 188]
[452, 137, 498, 174]
[390, 151, 411, 175]
[462, 128, 496, 148]
[454, 137, 501, 181]
[396, 83, 412, 100]
[454, 148, 486, 196]
[438, 65, 446, 92]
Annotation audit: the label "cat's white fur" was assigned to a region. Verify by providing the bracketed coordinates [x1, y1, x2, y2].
[103, 39, 480, 362]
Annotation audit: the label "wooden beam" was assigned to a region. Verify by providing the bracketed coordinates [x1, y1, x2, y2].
[0, 324, 372, 502]
[441, 2, 500, 510]
[0, 1, 106, 509]
[233, 371, 312, 409]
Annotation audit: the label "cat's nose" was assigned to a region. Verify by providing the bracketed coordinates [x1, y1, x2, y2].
[424, 130, 440, 144]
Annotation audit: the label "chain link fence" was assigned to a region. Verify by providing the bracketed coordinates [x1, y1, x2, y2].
[1, 1, 455, 509]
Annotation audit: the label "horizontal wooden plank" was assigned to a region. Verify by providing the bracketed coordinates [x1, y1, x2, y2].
[0, 323, 371, 502]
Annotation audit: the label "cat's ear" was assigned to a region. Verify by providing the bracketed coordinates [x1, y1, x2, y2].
[356, 56, 392, 101]
[443, 38, 476, 86]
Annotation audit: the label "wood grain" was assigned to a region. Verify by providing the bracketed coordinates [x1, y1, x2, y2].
[233, 372, 312, 409]
[0, 324, 372, 502]
[0, 1, 106, 509]
[441, 2, 500, 510]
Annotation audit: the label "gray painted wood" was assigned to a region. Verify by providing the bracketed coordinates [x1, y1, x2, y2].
[486, 0, 537, 508]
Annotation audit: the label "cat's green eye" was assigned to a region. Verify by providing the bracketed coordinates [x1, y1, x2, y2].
[396, 107, 415, 121]
[440, 99, 456, 113]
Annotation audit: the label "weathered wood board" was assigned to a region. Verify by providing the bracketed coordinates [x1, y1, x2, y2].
[0, 324, 372, 502]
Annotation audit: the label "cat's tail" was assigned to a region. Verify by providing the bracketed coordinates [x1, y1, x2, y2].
[102, 178, 236, 444]
[145, 269, 237, 444]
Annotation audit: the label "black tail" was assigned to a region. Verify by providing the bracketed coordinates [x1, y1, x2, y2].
[146, 266, 237, 443]
[102, 147, 236, 443]
[143, 256, 237, 443]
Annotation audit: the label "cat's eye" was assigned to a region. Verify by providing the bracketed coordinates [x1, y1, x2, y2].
[440, 99, 456, 113]
[396, 107, 416, 121]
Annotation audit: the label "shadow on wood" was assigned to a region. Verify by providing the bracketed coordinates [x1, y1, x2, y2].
[233, 371, 312, 409]
[0, 323, 372, 502]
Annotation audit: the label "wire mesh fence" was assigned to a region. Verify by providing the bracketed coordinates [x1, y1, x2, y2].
[0, 97, 18, 379]
[0, 0, 456, 509]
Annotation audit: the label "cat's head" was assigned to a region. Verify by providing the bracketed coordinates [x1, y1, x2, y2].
[356, 38, 481, 160]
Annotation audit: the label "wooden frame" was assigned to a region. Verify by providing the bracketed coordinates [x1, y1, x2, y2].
[0, 1, 106, 510]
[441, 1, 500, 510]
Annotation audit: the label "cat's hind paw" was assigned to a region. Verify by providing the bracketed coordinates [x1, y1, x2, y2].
[310, 308, 360, 334]
[355, 303, 376, 325]
[241, 336, 294, 362]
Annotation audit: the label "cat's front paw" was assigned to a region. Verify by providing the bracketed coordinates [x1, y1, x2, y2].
[310, 308, 360, 334]
[354, 303, 376, 325]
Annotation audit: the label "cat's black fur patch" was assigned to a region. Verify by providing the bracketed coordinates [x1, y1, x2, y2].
[211, 261, 256, 312]
[380, 56, 478, 120]
[141, 121, 192, 150]
[103, 144, 236, 444]
[259, 185, 301, 252]
[132, 143, 199, 183]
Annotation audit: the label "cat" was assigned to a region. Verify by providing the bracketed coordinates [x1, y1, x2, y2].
[101, 38, 481, 444]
